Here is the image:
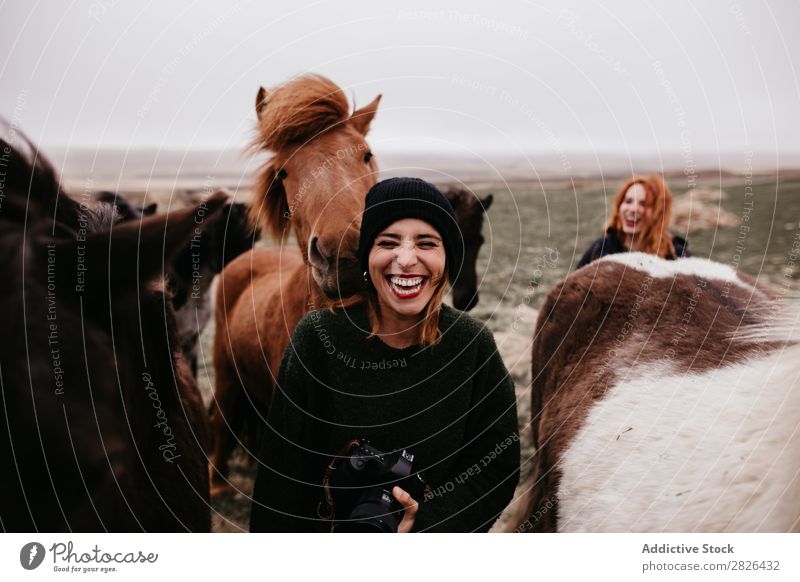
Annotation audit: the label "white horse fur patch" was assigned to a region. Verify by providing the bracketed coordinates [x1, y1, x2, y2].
[557, 347, 800, 532]
[598, 252, 758, 294]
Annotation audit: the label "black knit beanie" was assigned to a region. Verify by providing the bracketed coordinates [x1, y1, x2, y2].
[358, 177, 464, 283]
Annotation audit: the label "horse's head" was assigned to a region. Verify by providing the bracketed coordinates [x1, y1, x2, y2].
[445, 188, 493, 311]
[96, 191, 158, 221]
[249, 74, 381, 298]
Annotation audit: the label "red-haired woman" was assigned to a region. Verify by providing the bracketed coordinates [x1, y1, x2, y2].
[577, 174, 690, 268]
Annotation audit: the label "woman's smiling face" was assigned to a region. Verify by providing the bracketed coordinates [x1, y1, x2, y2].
[368, 218, 446, 317]
[619, 183, 651, 236]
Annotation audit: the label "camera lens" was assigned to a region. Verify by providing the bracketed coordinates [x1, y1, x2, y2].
[334, 495, 402, 533]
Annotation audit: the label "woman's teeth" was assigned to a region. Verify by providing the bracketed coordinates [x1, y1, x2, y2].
[388, 275, 424, 295]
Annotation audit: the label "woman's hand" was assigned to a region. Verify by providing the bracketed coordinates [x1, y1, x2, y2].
[392, 486, 419, 533]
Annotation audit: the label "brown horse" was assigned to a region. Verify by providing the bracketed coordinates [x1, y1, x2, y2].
[208, 75, 381, 494]
[444, 187, 493, 311]
[0, 130, 226, 531]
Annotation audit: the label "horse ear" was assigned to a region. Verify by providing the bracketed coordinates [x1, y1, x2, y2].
[349, 94, 382, 136]
[255, 86, 269, 120]
[480, 193, 494, 212]
[248, 163, 289, 241]
[447, 191, 460, 211]
[58, 192, 227, 294]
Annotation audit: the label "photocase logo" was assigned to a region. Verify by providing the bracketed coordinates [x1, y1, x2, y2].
[20, 542, 46, 570]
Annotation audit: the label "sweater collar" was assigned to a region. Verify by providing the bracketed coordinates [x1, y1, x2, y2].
[339, 301, 455, 352]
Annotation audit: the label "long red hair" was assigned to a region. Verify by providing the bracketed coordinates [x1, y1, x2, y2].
[606, 174, 675, 258]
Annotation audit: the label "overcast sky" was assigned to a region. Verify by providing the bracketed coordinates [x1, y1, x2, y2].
[2, 0, 799, 164]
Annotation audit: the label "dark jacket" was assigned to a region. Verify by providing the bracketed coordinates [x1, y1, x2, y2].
[250, 302, 520, 533]
[577, 229, 690, 269]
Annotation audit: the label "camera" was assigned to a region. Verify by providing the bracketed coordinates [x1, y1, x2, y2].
[327, 440, 427, 533]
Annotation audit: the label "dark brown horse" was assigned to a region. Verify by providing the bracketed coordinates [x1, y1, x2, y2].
[208, 75, 381, 495]
[444, 187, 493, 311]
[97, 192, 259, 376]
[0, 130, 225, 531]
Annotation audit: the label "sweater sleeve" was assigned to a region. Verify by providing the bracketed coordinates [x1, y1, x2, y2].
[412, 326, 520, 533]
[249, 318, 330, 533]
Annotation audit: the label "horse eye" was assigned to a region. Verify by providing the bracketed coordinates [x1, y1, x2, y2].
[277, 168, 288, 180]
[363, 152, 373, 164]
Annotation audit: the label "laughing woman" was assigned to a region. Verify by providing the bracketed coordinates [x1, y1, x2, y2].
[250, 177, 520, 533]
[577, 174, 690, 268]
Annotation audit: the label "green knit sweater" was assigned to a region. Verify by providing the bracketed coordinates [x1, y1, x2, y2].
[249, 302, 520, 533]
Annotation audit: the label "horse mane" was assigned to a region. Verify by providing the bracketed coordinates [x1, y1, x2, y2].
[731, 301, 800, 344]
[0, 121, 84, 231]
[252, 73, 350, 152]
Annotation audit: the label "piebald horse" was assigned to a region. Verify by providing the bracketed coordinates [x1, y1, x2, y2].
[514, 253, 800, 532]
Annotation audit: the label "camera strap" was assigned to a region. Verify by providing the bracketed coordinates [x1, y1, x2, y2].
[318, 438, 362, 523]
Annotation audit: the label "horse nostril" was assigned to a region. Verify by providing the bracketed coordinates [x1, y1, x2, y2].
[309, 236, 324, 265]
